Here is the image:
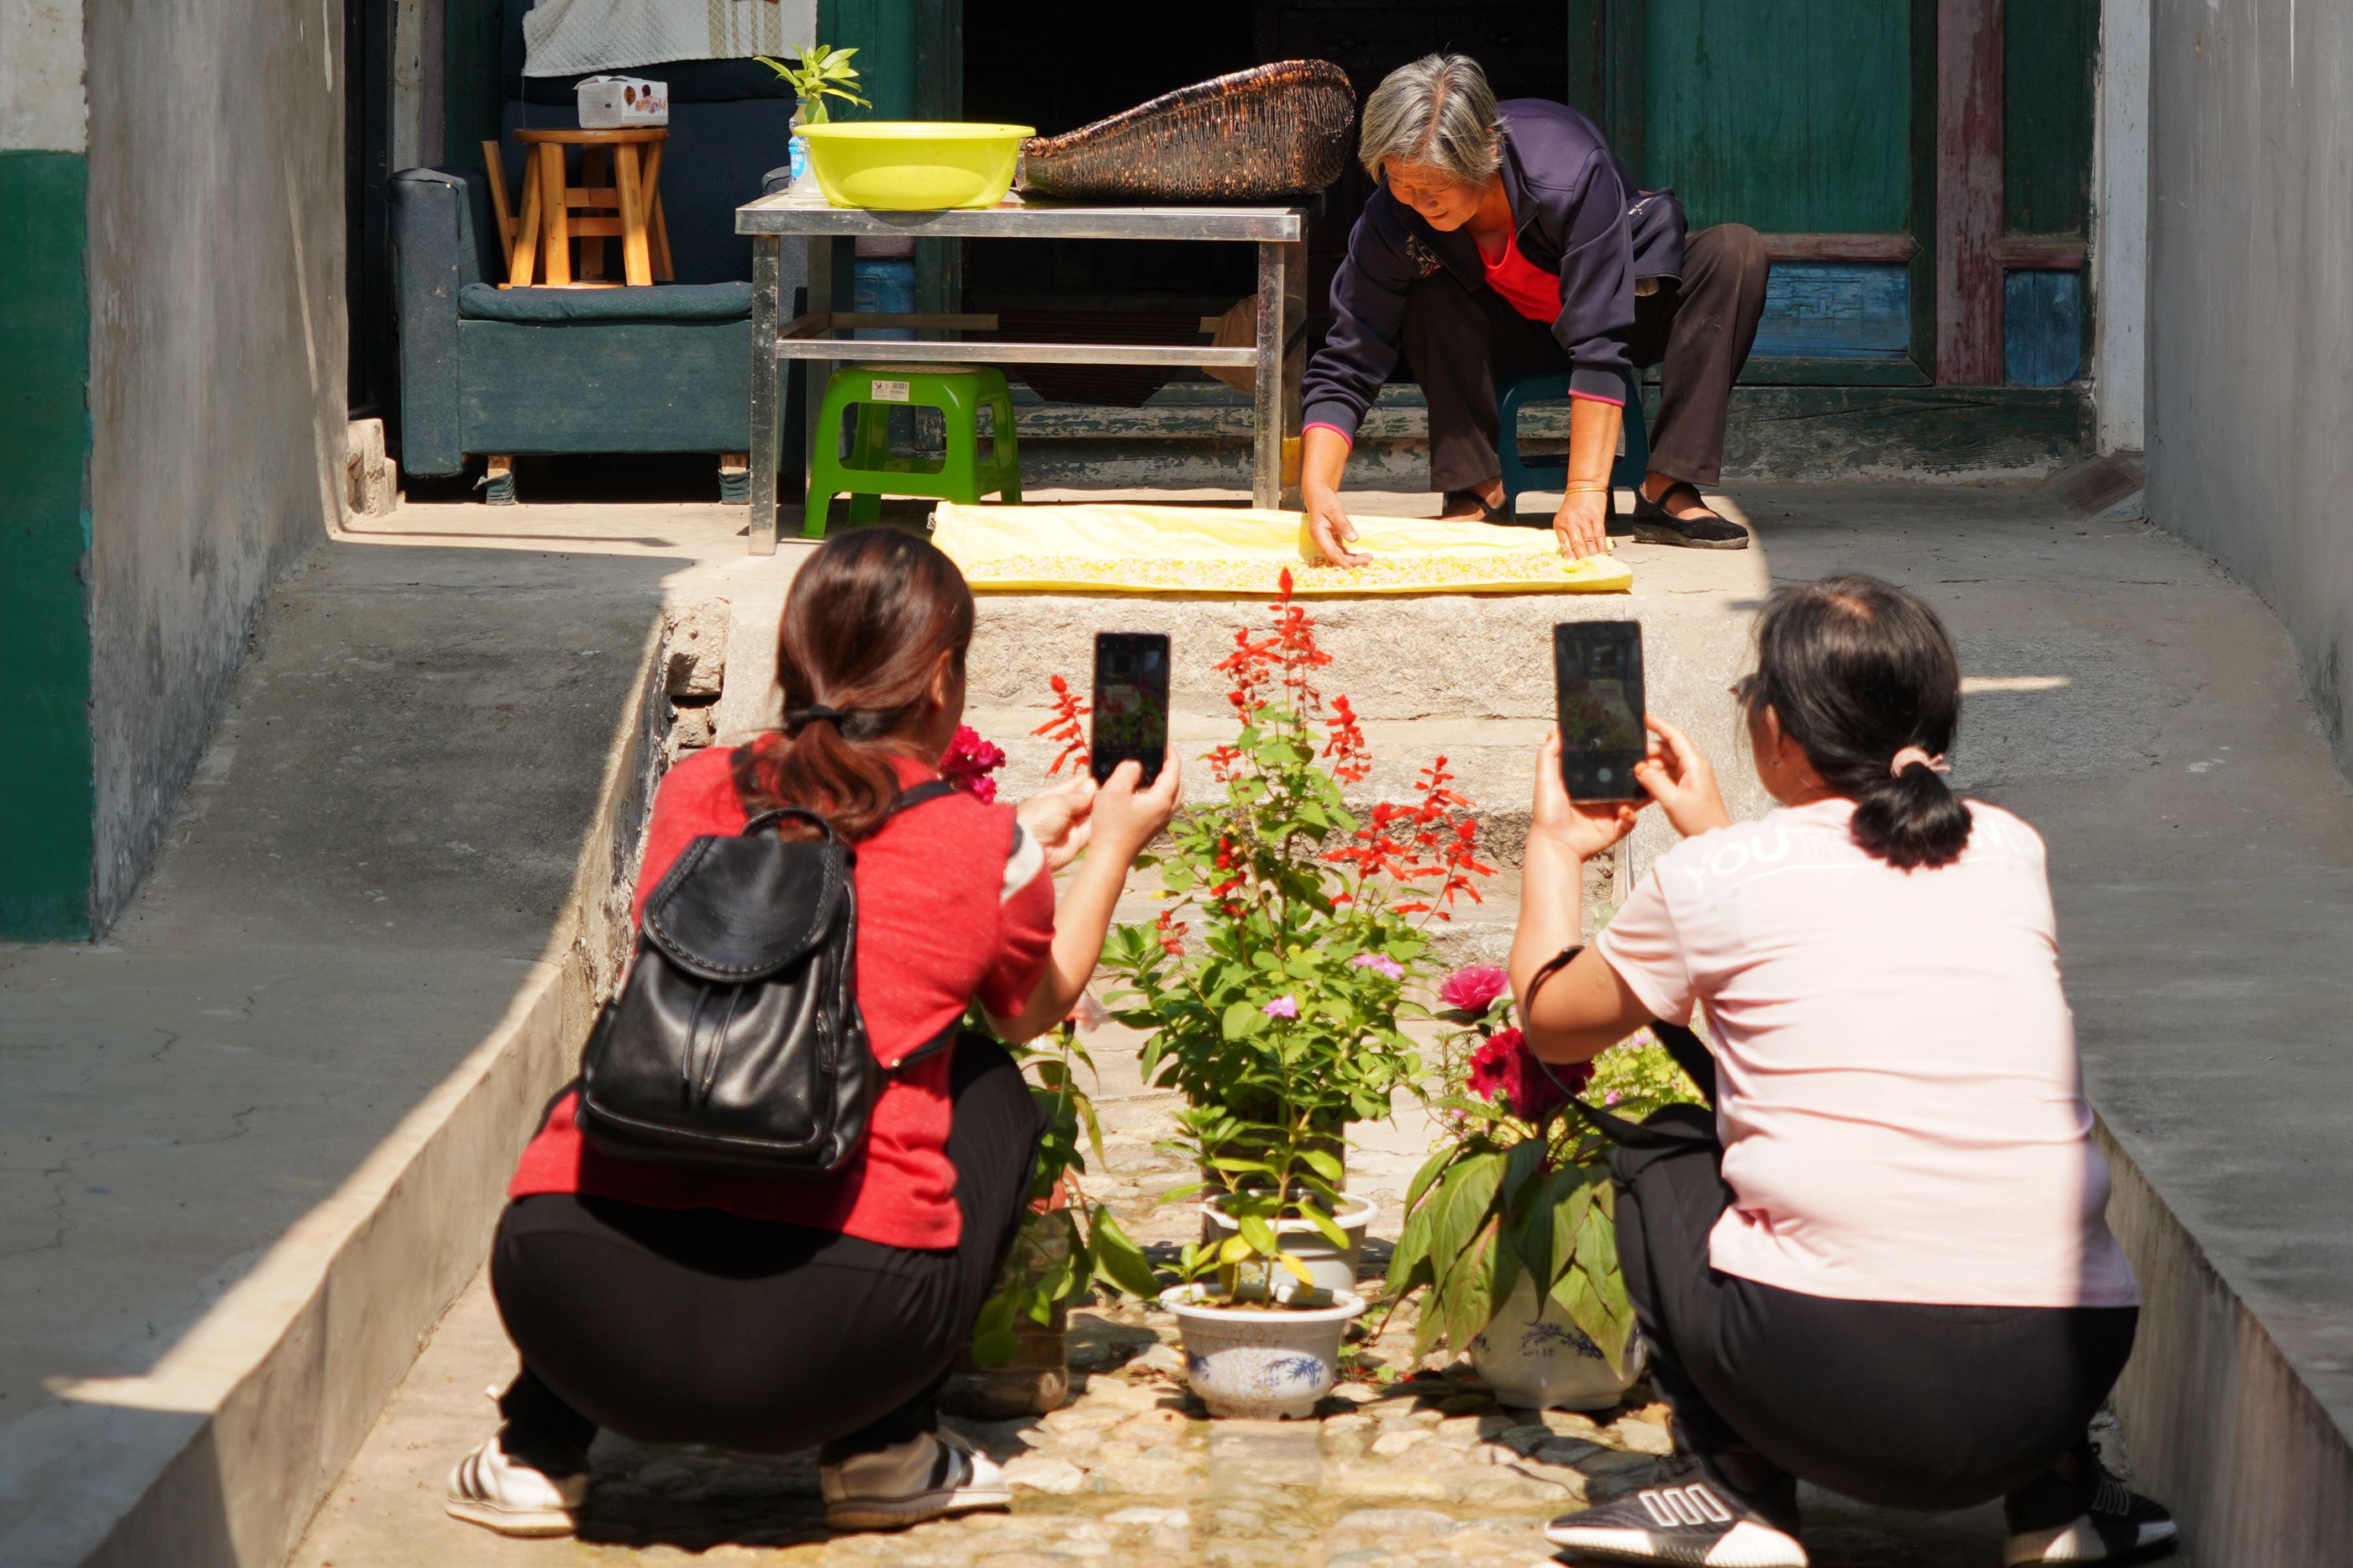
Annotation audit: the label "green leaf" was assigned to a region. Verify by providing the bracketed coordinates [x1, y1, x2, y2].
[1302, 1204, 1351, 1250]
[1403, 1143, 1455, 1216]
[1088, 1206, 1162, 1301]
[1221, 998, 1268, 1040]
[1236, 1214, 1282, 1258]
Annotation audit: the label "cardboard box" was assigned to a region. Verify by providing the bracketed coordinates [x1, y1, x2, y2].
[576, 76, 668, 128]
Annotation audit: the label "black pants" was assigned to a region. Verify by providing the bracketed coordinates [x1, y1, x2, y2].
[489, 1035, 1043, 1467]
[1402, 223, 1770, 494]
[1608, 1034, 2137, 1538]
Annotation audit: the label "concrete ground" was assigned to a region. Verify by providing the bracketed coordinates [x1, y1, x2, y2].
[20, 475, 2345, 1567]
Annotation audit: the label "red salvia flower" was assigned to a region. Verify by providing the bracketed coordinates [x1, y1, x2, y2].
[1034, 673, 1091, 776]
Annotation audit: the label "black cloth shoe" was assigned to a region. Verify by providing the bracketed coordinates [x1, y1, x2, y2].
[2003, 1459, 2178, 1565]
[1631, 482, 1750, 549]
[1545, 1460, 1808, 1566]
[1441, 487, 1514, 524]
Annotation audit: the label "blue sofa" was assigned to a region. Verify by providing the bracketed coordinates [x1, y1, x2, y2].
[388, 3, 796, 497]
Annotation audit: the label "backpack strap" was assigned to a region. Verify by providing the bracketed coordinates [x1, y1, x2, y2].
[886, 779, 961, 817]
[1526, 944, 1719, 1150]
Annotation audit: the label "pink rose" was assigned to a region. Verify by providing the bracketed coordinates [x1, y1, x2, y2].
[1262, 996, 1299, 1019]
[1438, 964, 1510, 1016]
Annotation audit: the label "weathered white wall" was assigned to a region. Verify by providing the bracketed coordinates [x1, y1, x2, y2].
[2094, 0, 2149, 452]
[0, 0, 86, 152]
[82, 0, 348, 922]
[2145, 0, 2353, 766]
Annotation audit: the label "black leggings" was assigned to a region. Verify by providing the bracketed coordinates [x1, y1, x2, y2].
[489, 1035, 1043, 1465]
[1609, 1029, 2138, 1537]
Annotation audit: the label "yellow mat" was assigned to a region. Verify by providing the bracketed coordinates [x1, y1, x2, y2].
[929, 502, 1634, 597]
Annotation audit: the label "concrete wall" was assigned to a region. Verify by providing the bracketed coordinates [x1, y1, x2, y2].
[82, 0, 350, 923]
[2144, 0, 2353, 765]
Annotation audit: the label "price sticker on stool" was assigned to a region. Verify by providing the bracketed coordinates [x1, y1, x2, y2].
[871, 379, 912, 403]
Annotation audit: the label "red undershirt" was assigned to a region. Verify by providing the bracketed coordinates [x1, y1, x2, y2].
[506, 747, 1055, 1250]
[1480, 227, 1561, 324]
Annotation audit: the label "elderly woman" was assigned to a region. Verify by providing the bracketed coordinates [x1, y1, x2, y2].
[1301, 55, 1767, 564]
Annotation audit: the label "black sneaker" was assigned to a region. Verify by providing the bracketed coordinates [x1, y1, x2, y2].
[2003, 1460, 2177, 1565]
[1630, 483, 1750, 549]
[1545, 1461, 1807, 1566]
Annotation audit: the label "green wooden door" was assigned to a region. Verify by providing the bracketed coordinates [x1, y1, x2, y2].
[1613, 0, 1932, 382]
[1583, 0, 2096, 387]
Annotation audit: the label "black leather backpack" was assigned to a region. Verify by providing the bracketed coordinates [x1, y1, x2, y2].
[576, 781, 960, 1176]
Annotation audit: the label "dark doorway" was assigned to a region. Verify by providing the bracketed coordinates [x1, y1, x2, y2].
[960, 1, 1571, 358]
[345, 0, 399, 423]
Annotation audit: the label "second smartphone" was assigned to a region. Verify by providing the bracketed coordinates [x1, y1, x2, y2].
[1090, 632, 1171, 787]
[1553, 620, 1646, 802]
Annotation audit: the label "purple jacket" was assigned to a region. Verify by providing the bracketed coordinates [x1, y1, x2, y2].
[1301, 99, 1687, 444]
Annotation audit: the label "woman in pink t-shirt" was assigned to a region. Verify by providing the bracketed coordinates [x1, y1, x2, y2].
[1518, 577, 2176, 1568]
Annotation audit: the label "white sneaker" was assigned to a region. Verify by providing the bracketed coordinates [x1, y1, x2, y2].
[1545, 1461, 1808, 1566]
[821, 1429, 1013, 1530]
[444, 1434, 587, 1537]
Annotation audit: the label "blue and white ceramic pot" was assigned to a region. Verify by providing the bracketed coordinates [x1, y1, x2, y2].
[1469, 1274, 1646, 1411]
[1159, 1284, 1366, 1419]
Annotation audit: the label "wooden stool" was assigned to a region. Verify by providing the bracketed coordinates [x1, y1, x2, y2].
[491, 128, 675, 288]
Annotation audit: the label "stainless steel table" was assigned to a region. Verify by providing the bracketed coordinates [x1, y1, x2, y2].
[735, 185, 1308, 554]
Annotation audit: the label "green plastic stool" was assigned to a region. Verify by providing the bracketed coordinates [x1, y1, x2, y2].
[803, 363, 1021, 538]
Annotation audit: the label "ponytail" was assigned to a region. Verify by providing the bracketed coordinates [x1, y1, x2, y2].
[1743, 575, 1971, 871]
[1850, 755, 1972, 871]
[732, 530, 976, 840]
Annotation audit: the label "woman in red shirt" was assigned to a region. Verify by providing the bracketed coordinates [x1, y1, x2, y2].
[445, 530, 1177, 1538]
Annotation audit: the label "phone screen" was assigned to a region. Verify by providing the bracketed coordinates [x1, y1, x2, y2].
[1554, 620, 1646, 803]
[1090, 632, 1171, 787]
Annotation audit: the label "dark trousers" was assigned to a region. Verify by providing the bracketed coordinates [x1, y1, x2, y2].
[490, 1036, 1043, 1468]
[1402, 223, 1769, 494]
[1608, 1039, 2137, 1538]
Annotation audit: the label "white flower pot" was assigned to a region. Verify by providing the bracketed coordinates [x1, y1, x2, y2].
[1159, 1284, 1366, 1419]
[1201, 1190, 1377, 1297]
[1470, 1274, 1646, 1412]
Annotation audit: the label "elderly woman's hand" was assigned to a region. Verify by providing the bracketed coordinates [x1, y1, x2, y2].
[1016, 775, 1098, 872]
[1306, 486, 1370, 568]
[1553, 490, 1611, 561]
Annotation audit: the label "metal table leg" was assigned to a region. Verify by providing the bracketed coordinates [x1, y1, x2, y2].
[749, 236, 781, 554]
[1253, 239, 1286, 510]
[1280, 236, 1308, 509]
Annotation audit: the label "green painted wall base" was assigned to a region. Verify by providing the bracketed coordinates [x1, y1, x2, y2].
[0, 151, 96, 939]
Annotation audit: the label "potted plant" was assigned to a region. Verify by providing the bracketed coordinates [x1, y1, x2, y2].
[755, 43, 871, 182]
[1385, 966, 1699, 1410]
[1067, 573, 1498, 1415]
[956, 1010, 1162, 1413]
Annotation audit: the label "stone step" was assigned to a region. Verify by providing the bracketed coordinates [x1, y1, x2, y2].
[962, 565, 1777, 881]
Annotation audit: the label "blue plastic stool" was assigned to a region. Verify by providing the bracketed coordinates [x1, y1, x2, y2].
[1495, 366, 1649, 517]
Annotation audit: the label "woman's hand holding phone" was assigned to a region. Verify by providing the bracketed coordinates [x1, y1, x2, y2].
[1632, 714, 1733, 839]
[1090, 755, 1182, 863]
[1016, 775, 1098, 872]
[1530, 732, 1642, 861]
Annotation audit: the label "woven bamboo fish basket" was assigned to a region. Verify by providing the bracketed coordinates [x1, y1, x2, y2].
[1017, 60, 1355, 203]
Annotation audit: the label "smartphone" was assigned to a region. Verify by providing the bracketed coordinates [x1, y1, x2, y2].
[1090, 632, 1171, 787]
[1554, 621, 1646, 802]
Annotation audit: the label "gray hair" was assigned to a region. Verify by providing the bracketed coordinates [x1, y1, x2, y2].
[1358, 54, 1502, 187]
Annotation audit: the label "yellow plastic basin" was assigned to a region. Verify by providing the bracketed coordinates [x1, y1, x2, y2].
[797, 122, 1034, 210]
